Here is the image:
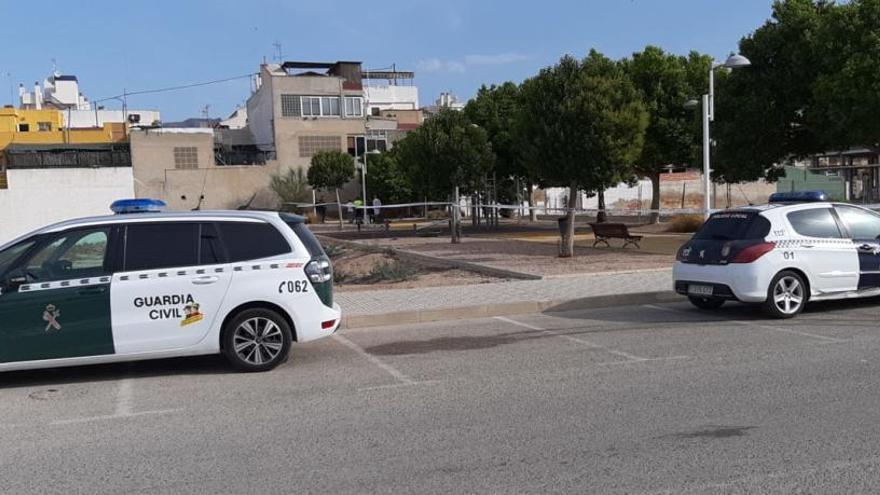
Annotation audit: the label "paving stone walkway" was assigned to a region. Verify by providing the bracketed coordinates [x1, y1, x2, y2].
[337, 268, 672, 316]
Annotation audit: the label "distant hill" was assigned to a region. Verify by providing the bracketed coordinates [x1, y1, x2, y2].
[162, 117, 222, 128]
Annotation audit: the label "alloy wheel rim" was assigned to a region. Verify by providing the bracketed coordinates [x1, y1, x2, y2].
[773, 276, 803, 314]
[233, 317, 283, 365]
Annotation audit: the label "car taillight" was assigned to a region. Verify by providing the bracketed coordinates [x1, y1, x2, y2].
[731, 242, 775, 263]
[305, 257, 332, 283]
[322, 319, 336, 330]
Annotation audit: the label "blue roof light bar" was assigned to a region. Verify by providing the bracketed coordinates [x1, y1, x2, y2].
[768, 191, 829, 204]
[110, 198, 167, 214]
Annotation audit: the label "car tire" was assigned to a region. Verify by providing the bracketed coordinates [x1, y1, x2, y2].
[687, 296, 725, 310]
[222, 308, 292, 372]
[763, 270, 807, 319]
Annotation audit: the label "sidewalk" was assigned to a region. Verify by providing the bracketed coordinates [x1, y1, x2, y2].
[338, 268, 677, 328]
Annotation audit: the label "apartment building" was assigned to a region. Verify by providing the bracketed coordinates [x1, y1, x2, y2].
[247, 61, 368, 172]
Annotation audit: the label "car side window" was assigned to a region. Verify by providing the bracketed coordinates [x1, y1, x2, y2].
[834, 205, 880, 239]
[786, 208, 842, 239]
[17, 228, 110, 282]
[216, 221, 291, 262]
[124, 223, 199, 271]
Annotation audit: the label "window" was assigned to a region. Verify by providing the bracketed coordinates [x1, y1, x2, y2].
[694, 212, 770, 240]
[301, 97, 322, 117]
[200, 223, 224, 265]
[281, 94, 302, 117]
[0, 239, 37, 278]
[19, 228, 110, 282]
[322, 97, 340, 116]
[173, 147, 199, 169]
[344, 97, 363, 117]
[124, 223, 199, 271]
[217, 222, 290, 262]
[298, 135, 342, 157]
[37, 122, 52, 132]
[835, 205, 880, 239]
[786, 208, 842, 238]
[281, 214, 325, 257]
[17, 123, 29, 132]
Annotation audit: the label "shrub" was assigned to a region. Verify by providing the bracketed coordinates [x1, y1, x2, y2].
[666, 214, 704, 233]
[367, 259, 418, 283]
[323, 244, 344, 259]
[427, 210, 449, 220]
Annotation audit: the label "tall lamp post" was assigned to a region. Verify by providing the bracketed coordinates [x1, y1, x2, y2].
[685, 53, 751, 219]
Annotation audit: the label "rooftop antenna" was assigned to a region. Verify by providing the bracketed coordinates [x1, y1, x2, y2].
[51, 58, 58, 75]
[201, 104, 211, 126]
[272, 40, 283, 63]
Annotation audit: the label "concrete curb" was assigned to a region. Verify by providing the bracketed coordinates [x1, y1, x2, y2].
[317, 235, 541, 281]
[340, 290, 682, 329]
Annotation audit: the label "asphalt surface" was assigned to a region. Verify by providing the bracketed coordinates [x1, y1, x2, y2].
[3, 297, 880, 493]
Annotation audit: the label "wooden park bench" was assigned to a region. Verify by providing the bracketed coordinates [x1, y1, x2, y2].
[589, 222, 643, 249]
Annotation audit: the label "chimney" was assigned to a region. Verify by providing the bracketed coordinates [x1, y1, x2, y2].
[34, 81, 42, 109]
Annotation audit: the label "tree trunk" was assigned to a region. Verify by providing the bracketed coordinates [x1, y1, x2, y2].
[596, 190, 607, 223]
[559, 183, 578, 258]
[334, 188, 343, 231]
[529, 184, 537, 222]
[451, 186, 461, 244]
[649, 172, 661, 224]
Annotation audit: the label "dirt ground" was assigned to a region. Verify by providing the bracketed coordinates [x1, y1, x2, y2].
[351, 232, 688, 277]
[327, 243, 504, 292]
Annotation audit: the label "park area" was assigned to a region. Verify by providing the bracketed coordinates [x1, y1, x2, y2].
[315, 217, 694, 291]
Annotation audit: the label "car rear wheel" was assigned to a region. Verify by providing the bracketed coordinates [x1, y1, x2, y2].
[688, 296, 725, 310]
[222, 308, 292, 372]
[763, 270, 806, 319]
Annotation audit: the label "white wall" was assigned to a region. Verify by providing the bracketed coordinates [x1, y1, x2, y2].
[0, 168, 134, 243]
[365, 85, 419, 111]
[64, 109, 161, 128]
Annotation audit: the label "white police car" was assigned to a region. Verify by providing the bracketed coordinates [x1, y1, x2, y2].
[0, 199, 340, 372]
[674, 191, 880, 318]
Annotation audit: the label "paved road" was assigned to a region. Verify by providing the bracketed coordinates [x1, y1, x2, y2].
[3, 298, 880, 493]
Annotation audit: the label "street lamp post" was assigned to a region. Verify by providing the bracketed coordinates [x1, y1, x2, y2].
[686, 53, 751, 219]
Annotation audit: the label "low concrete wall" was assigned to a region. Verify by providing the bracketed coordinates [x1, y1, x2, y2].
[0, 167, 134, 243]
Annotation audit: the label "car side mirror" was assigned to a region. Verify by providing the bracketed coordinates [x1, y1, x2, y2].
[4, 271, 27, 290]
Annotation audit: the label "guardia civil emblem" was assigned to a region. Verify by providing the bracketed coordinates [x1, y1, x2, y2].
[43, 304, 62, 332]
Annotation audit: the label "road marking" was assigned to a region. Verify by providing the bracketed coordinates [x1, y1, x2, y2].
[358, 380, 442, 392]
[494, 316, 687, 364]
[642, 304, 848, 343]
[52, 374, 182, 425]
[333, 334, 417, 386]
[51, 409, 180, 425]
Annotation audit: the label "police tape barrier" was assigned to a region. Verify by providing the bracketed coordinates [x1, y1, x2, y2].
[285, 200, 718, 215]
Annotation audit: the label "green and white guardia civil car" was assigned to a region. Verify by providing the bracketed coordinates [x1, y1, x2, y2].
[0, 200, 340, 373]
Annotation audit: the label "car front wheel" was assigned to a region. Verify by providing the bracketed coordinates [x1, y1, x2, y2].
[763, 270, 807, 319]
[222, 308, 292, 372]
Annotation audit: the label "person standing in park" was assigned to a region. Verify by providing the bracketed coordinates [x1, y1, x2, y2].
[372, 197, 382, 224]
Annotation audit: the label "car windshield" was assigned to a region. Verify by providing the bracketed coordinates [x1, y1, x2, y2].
[0, 239, 37, 277]
[692, 212, 770, 241]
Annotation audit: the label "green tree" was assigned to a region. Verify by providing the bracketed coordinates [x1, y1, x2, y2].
[712, 0, 835, 183]
[394, 109, 494, 241]
[623, 46, 712, 223]
[306, 150, 355, 229]
[269, 167, 311, 212]
[464, 82, 536, 220]
[520, 51, 648, 257]
[365, 151, 412, 205]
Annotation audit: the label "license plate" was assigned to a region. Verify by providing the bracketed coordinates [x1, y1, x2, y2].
[688, 284, 714, 296]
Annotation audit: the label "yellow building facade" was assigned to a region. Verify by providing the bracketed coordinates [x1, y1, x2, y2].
[0, 107, 127, 149]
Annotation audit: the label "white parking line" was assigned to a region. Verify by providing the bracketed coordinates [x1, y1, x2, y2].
[333, 334, 417, 386]
[51, 375, 181, 425]
[642, 304, 848, 344]
[494, 316, 688, 364]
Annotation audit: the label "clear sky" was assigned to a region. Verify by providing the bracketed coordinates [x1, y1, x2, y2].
[1, 0, 776, 121]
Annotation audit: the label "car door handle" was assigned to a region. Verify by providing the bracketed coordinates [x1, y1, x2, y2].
[800, 243, 815, 248]
[191, 276, 219, 285]
[77, 286, 107, 296]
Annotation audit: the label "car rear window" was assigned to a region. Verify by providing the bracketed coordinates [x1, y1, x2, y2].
[280, 213, 325, 257]
[217, 221, 291, 262]
[693, 212, 770, 241]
